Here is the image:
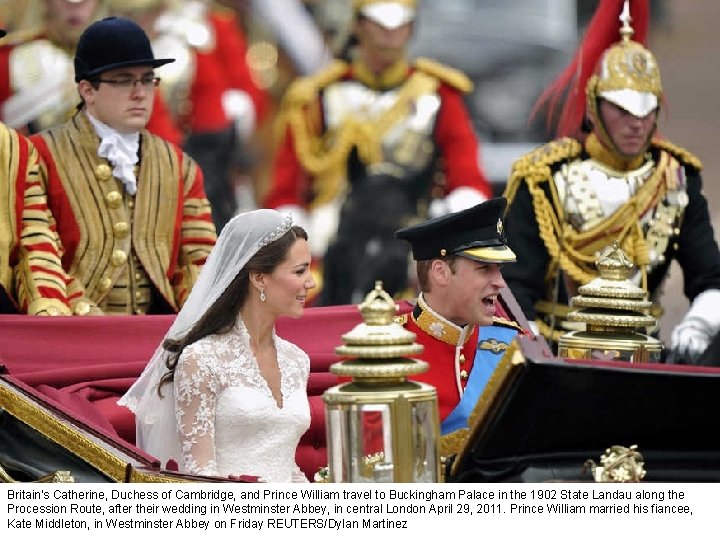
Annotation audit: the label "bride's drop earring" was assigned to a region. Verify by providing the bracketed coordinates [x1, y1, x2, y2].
[260, 288, 266, 302]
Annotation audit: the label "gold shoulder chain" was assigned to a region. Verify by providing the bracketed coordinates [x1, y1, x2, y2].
[652, 138, 702, 170]
[413, 57, 473, 93]
[504, 138, 582, 205]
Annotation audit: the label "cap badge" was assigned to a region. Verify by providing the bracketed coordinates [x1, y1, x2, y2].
[497, 219, 503, 235]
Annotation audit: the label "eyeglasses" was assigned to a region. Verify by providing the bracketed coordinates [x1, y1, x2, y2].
[94, 76, 161, 90]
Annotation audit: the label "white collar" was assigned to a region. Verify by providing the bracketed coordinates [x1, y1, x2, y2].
[87, 112, 140, 195]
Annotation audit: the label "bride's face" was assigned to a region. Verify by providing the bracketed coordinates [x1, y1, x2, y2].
[264, 238, 315, 318]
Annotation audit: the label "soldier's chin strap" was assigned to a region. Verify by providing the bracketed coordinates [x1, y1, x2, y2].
[668, 289, 720, 364]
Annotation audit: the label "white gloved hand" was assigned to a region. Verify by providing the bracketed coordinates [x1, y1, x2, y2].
[668, 289, 720, 364]
[222, 89, 256, 140]
[427, 187, 487, 218]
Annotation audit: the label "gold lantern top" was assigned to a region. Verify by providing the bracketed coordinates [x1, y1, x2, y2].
[558, 243, 662, 362]
[568, 243, 656, 331]
[331, 281, 426, 378]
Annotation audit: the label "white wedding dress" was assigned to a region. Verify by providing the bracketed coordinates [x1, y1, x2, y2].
[173, 317, 311, 482]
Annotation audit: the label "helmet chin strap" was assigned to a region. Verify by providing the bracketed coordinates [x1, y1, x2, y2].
[586, 100, 657, 168]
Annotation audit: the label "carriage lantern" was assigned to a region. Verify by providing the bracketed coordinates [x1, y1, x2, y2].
[322, 282, 441, 482]
[558, 243, 663, 362]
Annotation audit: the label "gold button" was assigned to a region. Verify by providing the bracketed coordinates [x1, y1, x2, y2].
[99, 277, 112, 292]
[135, 291, 143, 300]
[95, 163, 112, 181]
[135, 272, 142, 280]
[460, 369, 469, 380]
[111, 249, 128, 266]
[73, 301, 91, 316]
[128, 199, 135, 209]
[673, 243, 679, 250]
[106, 191, 122, 209]
[113, 221, 129, 238]
[459, 354, 466, 364]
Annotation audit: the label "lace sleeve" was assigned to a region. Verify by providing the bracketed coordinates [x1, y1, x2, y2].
[174, 346, 219, 476]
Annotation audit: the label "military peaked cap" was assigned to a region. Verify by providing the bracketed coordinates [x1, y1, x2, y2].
[396, 197, 516, 263]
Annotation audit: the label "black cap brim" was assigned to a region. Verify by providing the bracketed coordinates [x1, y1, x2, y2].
[77, 57, 174, 82]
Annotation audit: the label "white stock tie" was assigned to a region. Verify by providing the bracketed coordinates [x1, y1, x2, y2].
[88, 113, 140, 195]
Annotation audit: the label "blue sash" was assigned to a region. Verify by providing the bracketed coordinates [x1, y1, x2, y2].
[441, 325, 518, 434]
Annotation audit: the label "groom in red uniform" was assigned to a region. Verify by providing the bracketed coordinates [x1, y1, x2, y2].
[396, 197, 524, 453]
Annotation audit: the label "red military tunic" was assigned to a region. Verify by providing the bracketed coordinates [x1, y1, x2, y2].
[265, 57, 491, 212]
[151, 5, 269, 134]
[401, 296, 480, 422]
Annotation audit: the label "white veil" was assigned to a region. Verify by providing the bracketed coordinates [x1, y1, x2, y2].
[118, 208, 293, 468]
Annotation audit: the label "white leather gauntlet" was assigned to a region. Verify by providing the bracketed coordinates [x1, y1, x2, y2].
[669, 289, 720, 363]
[222, 89, 256, 140]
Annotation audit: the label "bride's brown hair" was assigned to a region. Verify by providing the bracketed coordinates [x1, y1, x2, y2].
[157, 225, 307, 394]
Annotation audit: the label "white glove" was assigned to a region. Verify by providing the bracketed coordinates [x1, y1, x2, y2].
[222, 89, 256, 140]
[427, 187, 487, 218]
[668, 289, 720, 363]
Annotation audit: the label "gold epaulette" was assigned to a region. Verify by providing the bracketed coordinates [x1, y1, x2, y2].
[492, 316, 523, 332]
[2, 25, 45, 46]
[413, 57, 473, 93]
[503, 137, 583, 205]
[210, 3, 236, 18]
[652, 138, 703, 170]
[283, 60, 349, 106]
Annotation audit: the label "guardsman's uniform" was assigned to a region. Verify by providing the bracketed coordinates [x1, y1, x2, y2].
[265, 0, 492, 266]
[502, 0, 720, 357]
[396, 197, 523, 455]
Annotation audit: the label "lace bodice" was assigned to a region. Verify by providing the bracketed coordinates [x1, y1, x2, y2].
[174, 318, 311, 482]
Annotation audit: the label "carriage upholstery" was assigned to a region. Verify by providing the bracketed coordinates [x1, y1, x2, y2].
[0, 305, 368, 480]
[0, 291, 527, 481]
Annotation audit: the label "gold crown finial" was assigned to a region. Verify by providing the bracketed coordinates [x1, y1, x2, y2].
[619, 0, 634, 42]
[358, 281, 398, 326]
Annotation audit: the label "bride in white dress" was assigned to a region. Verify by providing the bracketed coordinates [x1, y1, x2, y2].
[120, 209, 316, 482]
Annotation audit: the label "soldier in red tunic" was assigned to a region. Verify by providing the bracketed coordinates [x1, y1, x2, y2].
[396, 197, 523, 448]
[264, 0, 492, 304]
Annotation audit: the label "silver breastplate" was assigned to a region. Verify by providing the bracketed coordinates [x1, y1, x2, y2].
[323, 80, 441, 175]
[6, 40, 77, 130]
[554, 156, 689, 274]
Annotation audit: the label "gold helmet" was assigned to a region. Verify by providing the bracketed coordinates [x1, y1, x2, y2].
[353, 0, 416, 30]
[586, 0, 662, 120]
[532, 0, 660, 138]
